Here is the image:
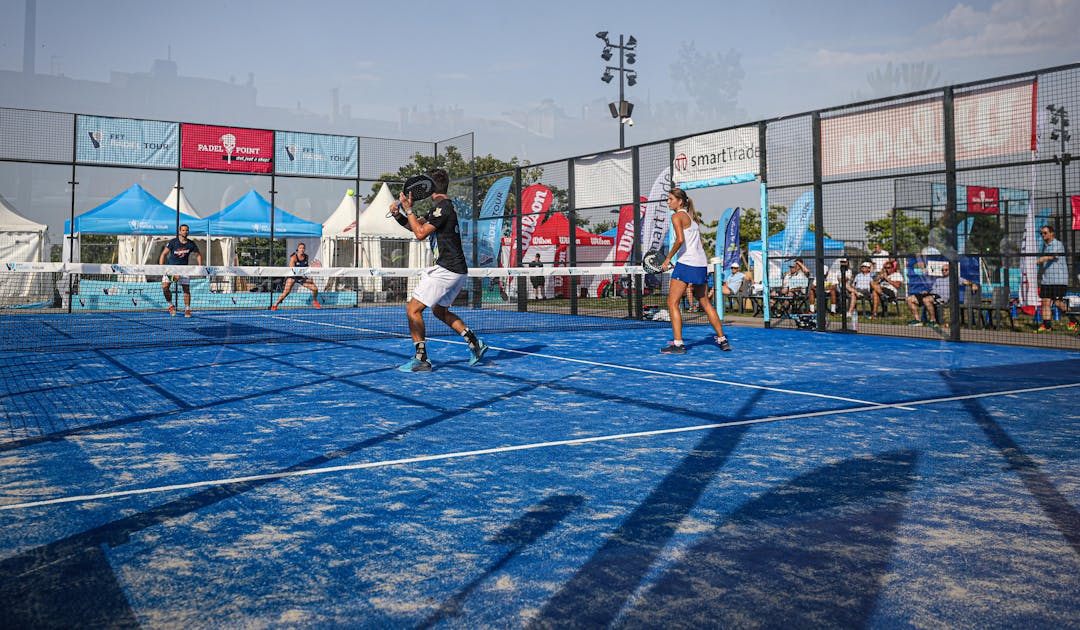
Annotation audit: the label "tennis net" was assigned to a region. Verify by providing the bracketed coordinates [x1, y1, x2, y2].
[0, 262, 662, 352]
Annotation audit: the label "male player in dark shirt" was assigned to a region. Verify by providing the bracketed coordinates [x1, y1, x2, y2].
[159, 223, 203, 317]
[390, 169, 488, 372]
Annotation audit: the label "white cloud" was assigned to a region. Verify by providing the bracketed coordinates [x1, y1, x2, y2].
[814, 0, 1080, 66]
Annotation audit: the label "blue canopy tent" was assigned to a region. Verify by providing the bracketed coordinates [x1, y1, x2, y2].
[64, 184, 206, 235]
[747, 229, 846, 283]
[202, 191, 322, 238]
[63, 184, 208, 265]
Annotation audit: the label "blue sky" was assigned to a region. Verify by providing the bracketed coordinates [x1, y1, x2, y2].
[2, 0, 1077, 130]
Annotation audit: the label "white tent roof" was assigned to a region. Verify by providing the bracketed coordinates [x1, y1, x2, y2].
[323, 192, 359, 238]
[163, 185, 201, 217]
[0, 194, 47, 233]
[355, 183, 410, 238]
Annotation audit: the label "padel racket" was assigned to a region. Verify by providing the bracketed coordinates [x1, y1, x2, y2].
[642, 249, 665, 274]
[387, 174, 437, 216]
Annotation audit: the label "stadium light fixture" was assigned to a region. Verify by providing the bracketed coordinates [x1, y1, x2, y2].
[1046, 104, 1073, 249]
[596, 32, 640, 148]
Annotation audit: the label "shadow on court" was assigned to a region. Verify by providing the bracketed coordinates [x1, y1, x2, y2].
[418, 494, 586, 629]
[528, 391, 764, 628]
[0, 377, 540, 628]
[617, 450, 918, 628]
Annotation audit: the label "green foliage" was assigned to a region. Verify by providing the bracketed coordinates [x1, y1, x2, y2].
[864, 209, 929, 256]
[699, 218, 720, 257]
[79, 234, 118, 264]
[235, 237, 289, 266]
[739, 205, 788, 244]
[965, 215, 1005, 256]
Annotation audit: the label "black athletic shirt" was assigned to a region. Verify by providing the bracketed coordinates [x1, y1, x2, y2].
[292, 252, 309, 268]
[396, 198, 467, 274]
[165, 237, 200, 265]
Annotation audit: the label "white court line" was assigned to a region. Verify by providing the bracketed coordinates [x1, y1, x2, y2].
[3, 381, 1077, 512]
[254, 314, 915, 410]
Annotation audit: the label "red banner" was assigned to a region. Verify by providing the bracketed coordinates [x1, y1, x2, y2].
[181, 123, 273, 173]
[1072, 195, 1080, 230]
[509, 184, 553, 266]
[613, 198, 644, 266]
[966, 186, 999, 214]
[553, 244, 569, 298]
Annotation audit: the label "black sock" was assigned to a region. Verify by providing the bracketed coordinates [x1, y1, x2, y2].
[461, 328, 479, 352]
[414, 341, 427, 361]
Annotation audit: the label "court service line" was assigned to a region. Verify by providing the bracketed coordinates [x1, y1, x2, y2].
[261, 314, 915, 410]
[3, 380, 1076, 512]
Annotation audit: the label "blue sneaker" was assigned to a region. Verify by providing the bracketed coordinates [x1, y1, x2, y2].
[398, 357, 433, 373]
[469, 341, 489, 366]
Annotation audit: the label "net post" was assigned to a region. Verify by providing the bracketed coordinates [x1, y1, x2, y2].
[630, 146, 643, 319]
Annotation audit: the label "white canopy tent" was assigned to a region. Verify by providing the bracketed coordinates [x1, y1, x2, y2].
[355, 183, 433, 269]
[0, 193, 49, 298]
[320, 191, 360, 268]
[351, 183, 433, 296]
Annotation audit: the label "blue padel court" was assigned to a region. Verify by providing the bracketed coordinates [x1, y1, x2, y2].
[1, 318, 1078, 628]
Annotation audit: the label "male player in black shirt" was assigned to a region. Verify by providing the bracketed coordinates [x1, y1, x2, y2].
[390, 169, 488, 372]
[159, 223, 203, 317]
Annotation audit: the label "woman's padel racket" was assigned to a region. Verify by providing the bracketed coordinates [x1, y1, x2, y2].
[642, 249, 665, 274]
[387, 174, 437, 217]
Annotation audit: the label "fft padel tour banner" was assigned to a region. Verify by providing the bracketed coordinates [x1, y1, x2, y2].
[275, 131, 358, 177]
[181, 123, 273, 173]
[76, 115, 179, 167]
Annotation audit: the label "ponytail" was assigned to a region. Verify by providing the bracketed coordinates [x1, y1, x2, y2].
[669, 187, 700, 222]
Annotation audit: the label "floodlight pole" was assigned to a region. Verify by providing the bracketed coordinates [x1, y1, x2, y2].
[1048, 104, 1072, 253]
[597, 32, 637, 149]
[618, 36, 626, 149]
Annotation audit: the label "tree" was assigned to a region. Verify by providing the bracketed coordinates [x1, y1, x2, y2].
[739, 205, 788, 245]
[864, 209, 929, 256]
[669, 42, 745, 124]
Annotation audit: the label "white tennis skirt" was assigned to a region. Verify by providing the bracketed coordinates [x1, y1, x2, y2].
[412, 265, 468, 308]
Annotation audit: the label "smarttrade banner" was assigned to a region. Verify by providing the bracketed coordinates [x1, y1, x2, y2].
[76, 115, 179, 167]
[181, 123, 273, 173]
[275, 131, 358, 177]
[672, 127, 760, 189]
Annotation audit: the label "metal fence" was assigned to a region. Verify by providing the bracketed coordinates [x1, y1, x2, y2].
[2, 64, 1079, 350]
[462, 63, 1080, 349]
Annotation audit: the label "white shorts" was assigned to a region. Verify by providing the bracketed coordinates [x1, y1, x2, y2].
[412, 265, 468, 308]
[162, 275, 191, 287]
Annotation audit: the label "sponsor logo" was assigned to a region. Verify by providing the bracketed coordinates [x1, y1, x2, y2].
[221, 134, 236, 162]
[685, 146, 759, 168]
[5, 263, 14, 271]
[88, 131, 103, 149]
[285, 145, 298, 161]
[128, 219, 169, 231]
[674, 152, 688, 172]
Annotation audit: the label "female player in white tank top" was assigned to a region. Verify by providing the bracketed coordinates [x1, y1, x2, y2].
[658, 187, 731, 353]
